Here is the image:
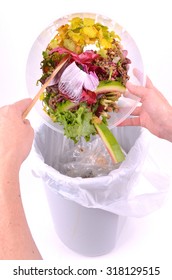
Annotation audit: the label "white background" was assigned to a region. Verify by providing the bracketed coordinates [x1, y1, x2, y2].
[0, 0, 172, 279]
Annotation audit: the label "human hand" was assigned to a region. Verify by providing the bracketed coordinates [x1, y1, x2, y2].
[119, 76, 172, 142]
[0, 99, 34, 170]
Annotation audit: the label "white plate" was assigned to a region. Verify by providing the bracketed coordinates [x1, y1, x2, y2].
[26, 12, 144, 133]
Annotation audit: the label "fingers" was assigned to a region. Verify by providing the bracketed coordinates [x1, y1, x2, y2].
[126, 75, 154, 99]
[126, 82, 146, 98]
[123, 89, 141, 101]
[133, 68, 144, 84]
[23, 118, 31, 125]
[118, 105, 141, 127]
[118, 117, 141, 127]
[13, 98, 33, 117]
[133, 68, 154, 89]
[145, 76, 154, 89]
[130, 106, 142, 116]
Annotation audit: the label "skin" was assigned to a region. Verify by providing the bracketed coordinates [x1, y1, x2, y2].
[0, 99, 42, 260]
[119, 76, 172, 142]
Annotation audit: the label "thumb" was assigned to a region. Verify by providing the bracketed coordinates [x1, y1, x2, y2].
[13, 98, 33, 116]
[145, 76, 154, 89]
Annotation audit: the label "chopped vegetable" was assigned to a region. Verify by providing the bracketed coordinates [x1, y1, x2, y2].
[38, 16, 131, 163]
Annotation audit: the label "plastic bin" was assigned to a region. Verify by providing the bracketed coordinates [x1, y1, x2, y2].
[31, 124, 169, 256]
[32, 125, 141, 256]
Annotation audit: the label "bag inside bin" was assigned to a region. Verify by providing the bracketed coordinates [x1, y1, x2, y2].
[34, 124, 140, 177]
[58, 136, 126, 178]
[30, 124, 171, 217]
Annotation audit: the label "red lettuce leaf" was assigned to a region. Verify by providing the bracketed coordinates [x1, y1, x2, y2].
[80, 89, 97, 105]
[50, 47, 100, 65]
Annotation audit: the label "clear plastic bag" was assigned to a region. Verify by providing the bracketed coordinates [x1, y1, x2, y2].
[58, 136, 124, 178]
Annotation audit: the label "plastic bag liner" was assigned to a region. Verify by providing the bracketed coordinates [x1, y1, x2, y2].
[29, 124, 170, 256]
[30, 124, 170, 218]
[58, 134, 126, 178]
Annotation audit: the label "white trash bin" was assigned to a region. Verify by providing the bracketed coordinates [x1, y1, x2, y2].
[31, 124, 169, 256]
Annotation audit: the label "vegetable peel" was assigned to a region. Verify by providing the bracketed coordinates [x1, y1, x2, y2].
[96, 80, 126, 94]
[92, 116, 125, 163]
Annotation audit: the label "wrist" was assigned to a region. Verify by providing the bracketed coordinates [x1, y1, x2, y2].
[0, 146, 21, 166]
[0, 155, 20, 184]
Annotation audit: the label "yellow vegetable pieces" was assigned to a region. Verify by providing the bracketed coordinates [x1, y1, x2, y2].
[48, 16, 121, 54]
[82, 26, 98, 39]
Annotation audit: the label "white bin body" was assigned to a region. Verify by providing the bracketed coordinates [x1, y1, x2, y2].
[45, 185, 126, 256]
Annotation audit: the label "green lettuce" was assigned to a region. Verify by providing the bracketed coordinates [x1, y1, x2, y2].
[47, 102, 96, 143]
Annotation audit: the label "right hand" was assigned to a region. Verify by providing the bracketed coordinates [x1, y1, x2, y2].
[119, 76, 172, 142]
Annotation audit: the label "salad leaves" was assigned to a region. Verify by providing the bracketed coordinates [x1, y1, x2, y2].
[57, 104, 96, 143]
[38, 16, 131, 163]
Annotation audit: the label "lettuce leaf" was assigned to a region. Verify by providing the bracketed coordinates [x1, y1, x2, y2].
[52, 103, 96, 143]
